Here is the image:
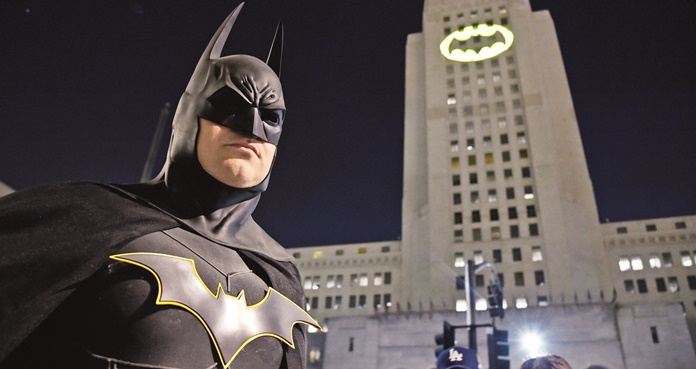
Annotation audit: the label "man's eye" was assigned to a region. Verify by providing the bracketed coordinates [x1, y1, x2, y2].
[260, 109, 284, 126]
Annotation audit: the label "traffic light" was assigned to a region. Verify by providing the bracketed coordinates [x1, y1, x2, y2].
[434, 321, 455, 356]
[487, 328, 510, 369]
[487, 283, 504, 319]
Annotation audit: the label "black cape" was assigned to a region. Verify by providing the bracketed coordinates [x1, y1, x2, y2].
[0, 181, 306, 366]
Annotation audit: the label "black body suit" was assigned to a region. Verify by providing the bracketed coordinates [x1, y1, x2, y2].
[0, 4, 319, 368]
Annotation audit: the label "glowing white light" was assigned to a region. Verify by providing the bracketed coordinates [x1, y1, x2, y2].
[521, 332, 545, 357]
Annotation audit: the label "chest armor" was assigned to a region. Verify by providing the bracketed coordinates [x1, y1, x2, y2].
[73, 228, 317, 369]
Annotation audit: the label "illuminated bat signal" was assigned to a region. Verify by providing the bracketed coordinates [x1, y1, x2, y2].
[110, 252, 322, 369]
[440, 24, 514, 62]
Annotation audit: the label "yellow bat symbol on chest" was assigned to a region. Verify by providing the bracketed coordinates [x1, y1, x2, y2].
[110, 252, 321, 369]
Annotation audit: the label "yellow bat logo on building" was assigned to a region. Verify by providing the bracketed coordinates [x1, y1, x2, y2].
[440, 24, 514, 62]
[111, 252, 322, 369]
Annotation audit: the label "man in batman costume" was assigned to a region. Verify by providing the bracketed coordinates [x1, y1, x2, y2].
[0, 3, 320, 368]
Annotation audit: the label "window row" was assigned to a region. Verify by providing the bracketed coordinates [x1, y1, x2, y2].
[305, 293, 393, 311]
[303, 272, 392, 290]
[293, 245, 391, 259]
[447, 83, 520, 99]
[451, 149, 528, 168]
[442, 6, 508, 23]
[454, 246, 543, 267]
[455, 190, 538, 209]
[618, 251, 696, 271]
[449, 115, 525, 135]
[456, 270, 544, 290]
[623, 275, 696, 294]
[454, 208, 537, 224]
[455, 295, 547, 312]
[458, 223, 541, 242]
[616, 221, 687, 234]
[449, 99, 522, 119]
[450, 133, 526, 154]
[451, 170, 533, 186]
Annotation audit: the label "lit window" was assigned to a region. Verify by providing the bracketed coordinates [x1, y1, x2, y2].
[304, 277, 313, 290]
[668, 277, 679, 292]
[313, 251, 323, 259]
[456, 299, 468, 312]
[498, 118, 507, 128]
[492, 72, 501, 83]
[681, 251, 693, 267]
[649, 254, 661, 269]
[476, 298, 488, 311]
[477, 75, 485, 85]
[515, 297, 528, 309]
[524, 186, 534, 199]
[474, 251, 484, 264]
[499, 6, 507, 14]
[327, 275, 336, 289]
[359, 273, 368, 287]
[538, 296, 549, 307]
[312, 276, 321, 290]
[485, 153, 494, 164]
[631, 256, 644, 271]
[618, 257, 631, 271]
[454, 253, 465, 267]
[532, 246, 543, 262]
[517, 132, 526, 144]
[466, 138, 475, 150]
[488, 189, 497, 202]
[483, 136, 492, 148]
[358, 247, 367, 254]
[335, 296, 343, 310]
[374, 273, 383, 286]
[450, 140, 459, 152]
[452, 157, 461, 169]
[470, 191, 480, 204]
[447, 94, 456, 105]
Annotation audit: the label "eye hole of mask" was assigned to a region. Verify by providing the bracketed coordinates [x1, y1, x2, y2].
[260, 109, 285, 126]
[206, 87, 250, 116]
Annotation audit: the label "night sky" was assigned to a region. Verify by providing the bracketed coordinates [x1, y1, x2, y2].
[1, 1, 695, 247]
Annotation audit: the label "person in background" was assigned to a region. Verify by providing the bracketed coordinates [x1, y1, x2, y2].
[520, 354, 574, 369]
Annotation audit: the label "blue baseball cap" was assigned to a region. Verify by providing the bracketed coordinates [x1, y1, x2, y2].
[436, 346, 479, 369]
